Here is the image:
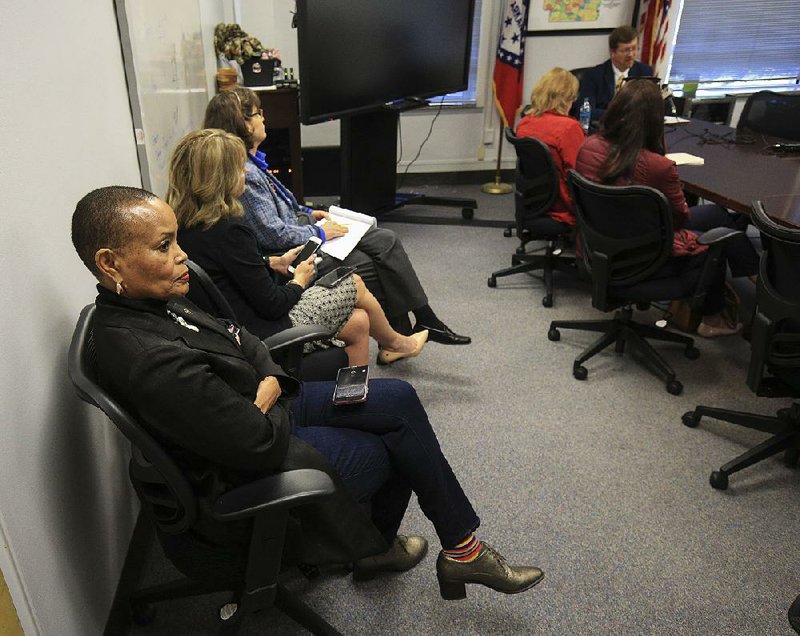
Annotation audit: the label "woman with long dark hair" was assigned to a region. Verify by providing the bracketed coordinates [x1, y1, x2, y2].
[576, 80, 756, 337]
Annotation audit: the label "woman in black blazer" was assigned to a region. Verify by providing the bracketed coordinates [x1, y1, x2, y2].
[70, 185, 544, 599]
[168, 129, 426, 367]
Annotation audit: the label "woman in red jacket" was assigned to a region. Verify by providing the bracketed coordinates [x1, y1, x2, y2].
[516, 67, 585, 227]
[575, 80, 746, 337]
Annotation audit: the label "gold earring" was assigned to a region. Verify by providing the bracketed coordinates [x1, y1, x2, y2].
[115, 281, 123, 295]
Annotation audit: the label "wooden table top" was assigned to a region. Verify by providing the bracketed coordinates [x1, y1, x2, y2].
[665, 119, 800, 216]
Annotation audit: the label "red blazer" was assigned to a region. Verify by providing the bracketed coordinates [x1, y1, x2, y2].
[516, 110, 585, 226]
[576, 135, 703, 256]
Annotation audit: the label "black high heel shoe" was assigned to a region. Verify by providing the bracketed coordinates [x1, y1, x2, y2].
[435, 542, 544, 600]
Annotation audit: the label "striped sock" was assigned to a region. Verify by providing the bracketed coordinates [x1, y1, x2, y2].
[443, 534, 483, 562]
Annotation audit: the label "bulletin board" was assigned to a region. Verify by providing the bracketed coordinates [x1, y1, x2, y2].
[114, 0, 211, 197]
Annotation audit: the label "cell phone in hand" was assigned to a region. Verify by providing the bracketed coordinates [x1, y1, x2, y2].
[332, 365, 369, 405]
[288, 237, 322, 273]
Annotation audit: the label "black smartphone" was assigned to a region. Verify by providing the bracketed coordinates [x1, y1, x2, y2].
[315, 266, 357, 288]
[288, 237, 322, 273]
[332, 365, 369, 405]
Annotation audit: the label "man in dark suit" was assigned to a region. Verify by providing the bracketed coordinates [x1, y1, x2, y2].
[577, 25, 654, 121]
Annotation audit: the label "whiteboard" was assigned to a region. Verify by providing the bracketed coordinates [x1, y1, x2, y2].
[115, 0, 211, 198]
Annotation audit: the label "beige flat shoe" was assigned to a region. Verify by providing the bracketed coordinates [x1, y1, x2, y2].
[377, 330, 428, 365]
[697, 321, 743, 338]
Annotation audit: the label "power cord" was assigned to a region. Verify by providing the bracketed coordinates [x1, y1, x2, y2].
[396, 96, 446, 189]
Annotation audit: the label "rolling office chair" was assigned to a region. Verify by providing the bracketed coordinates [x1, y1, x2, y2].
[185, 259, 348, 381]
[682, 201, 800, 490]
[569, 67, 591, 84]
[488, 129, 576, 307]
[736, 90, 800, 142]
[68, 304, 343, 635]
[548, 171, 738, 395]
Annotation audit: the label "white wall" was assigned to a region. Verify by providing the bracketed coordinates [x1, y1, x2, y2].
[0, 2, 156, 634]
[237, 0, 614, 173]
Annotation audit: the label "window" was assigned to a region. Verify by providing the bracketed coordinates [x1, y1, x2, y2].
[442, 0, 482, 104]
[669, 0, 800, 93]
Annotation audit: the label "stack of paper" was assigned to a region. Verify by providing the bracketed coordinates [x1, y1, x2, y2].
[665, 152, 704, 166]
[316, 205, 377, 260]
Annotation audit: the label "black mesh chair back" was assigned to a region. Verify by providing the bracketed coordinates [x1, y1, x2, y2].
[505, 129, 560, 231]
[569, 67, 591, 84]
[568, 170, 673, 307]
[747, 201, 800, 394]
[736, 91, 800, 141]
[546, 171, 741, 394]
[68, 304, 197, 535]
[487, 130, 576, 307]
[682, 202, 800, 490]
[186, 259, 238, 320]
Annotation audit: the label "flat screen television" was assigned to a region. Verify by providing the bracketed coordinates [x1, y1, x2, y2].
[295, 0, 475, 125]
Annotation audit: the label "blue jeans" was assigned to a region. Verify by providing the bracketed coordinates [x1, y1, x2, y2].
[290, 379, 480, 548]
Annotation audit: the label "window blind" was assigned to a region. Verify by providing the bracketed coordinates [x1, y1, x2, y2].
[669, 0, 800, 85]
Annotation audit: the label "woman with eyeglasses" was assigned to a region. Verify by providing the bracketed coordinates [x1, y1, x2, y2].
[202, 86, 472, 351]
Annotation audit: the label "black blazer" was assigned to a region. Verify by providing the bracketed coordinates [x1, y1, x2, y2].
[178, 218, 303, 339]
[577, 59, 655, 120]
[92, 286, 387, 565]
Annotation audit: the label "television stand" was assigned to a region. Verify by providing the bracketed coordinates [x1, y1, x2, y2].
[340, 109, 506, 228]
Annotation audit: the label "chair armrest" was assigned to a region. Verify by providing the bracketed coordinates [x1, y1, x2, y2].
[212, 468, 335, 521]
[264, 324, 336, 355]
[697, 227, 743, 246]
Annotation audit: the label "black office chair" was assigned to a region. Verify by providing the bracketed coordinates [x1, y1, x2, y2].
[488, 129, 576, 307]
[185, 259, 348, 381]
[68, 304, 343, 635]
[569, 67, 591, 84]
[682, 201, 800, 490]
[736, 90, 800, 142]
[548, 171, 738, 395]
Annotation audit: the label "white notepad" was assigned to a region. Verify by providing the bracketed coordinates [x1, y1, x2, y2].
[316, 205, 377, 260]
[665, 152, 705, 166]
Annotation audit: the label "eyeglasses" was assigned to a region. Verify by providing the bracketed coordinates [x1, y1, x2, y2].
[616, 45, 638, 55]
[244, 108, 264, 119]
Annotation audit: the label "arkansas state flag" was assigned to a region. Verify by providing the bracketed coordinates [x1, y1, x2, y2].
[492, 0, 530, 127]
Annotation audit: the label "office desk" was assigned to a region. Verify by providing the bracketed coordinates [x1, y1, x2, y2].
[664, 120, 800, 215]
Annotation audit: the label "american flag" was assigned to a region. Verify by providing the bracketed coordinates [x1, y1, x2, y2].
[638, 0, 680, 78]
[492, 0, 530, 127]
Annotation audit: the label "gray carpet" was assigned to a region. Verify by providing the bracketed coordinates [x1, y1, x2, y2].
[129, 183, 798, 635]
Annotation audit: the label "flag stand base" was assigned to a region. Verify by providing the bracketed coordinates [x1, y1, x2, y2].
[481, 179, 513, 195]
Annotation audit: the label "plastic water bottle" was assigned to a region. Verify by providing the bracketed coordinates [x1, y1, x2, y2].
[579, 98, 591, 134]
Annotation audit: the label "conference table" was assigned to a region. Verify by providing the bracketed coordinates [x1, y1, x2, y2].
[664, 119, 800, 227]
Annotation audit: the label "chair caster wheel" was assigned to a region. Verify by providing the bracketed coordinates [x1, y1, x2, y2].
[666, 380, 683, 395]
[709, 471, 728, 490]
[503, 227, 513, 237]
[685, 346, 700, 360]
[681, 410, 700, 428]
[542, 295, 553, 308]
[785, 448, 799, 467]
[573, 365, 588, 381]
[487, 276, 497, 288]
[547, 327, 560, 342]
[462, 208, 474, 220]
[131, 602, 156, 626]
